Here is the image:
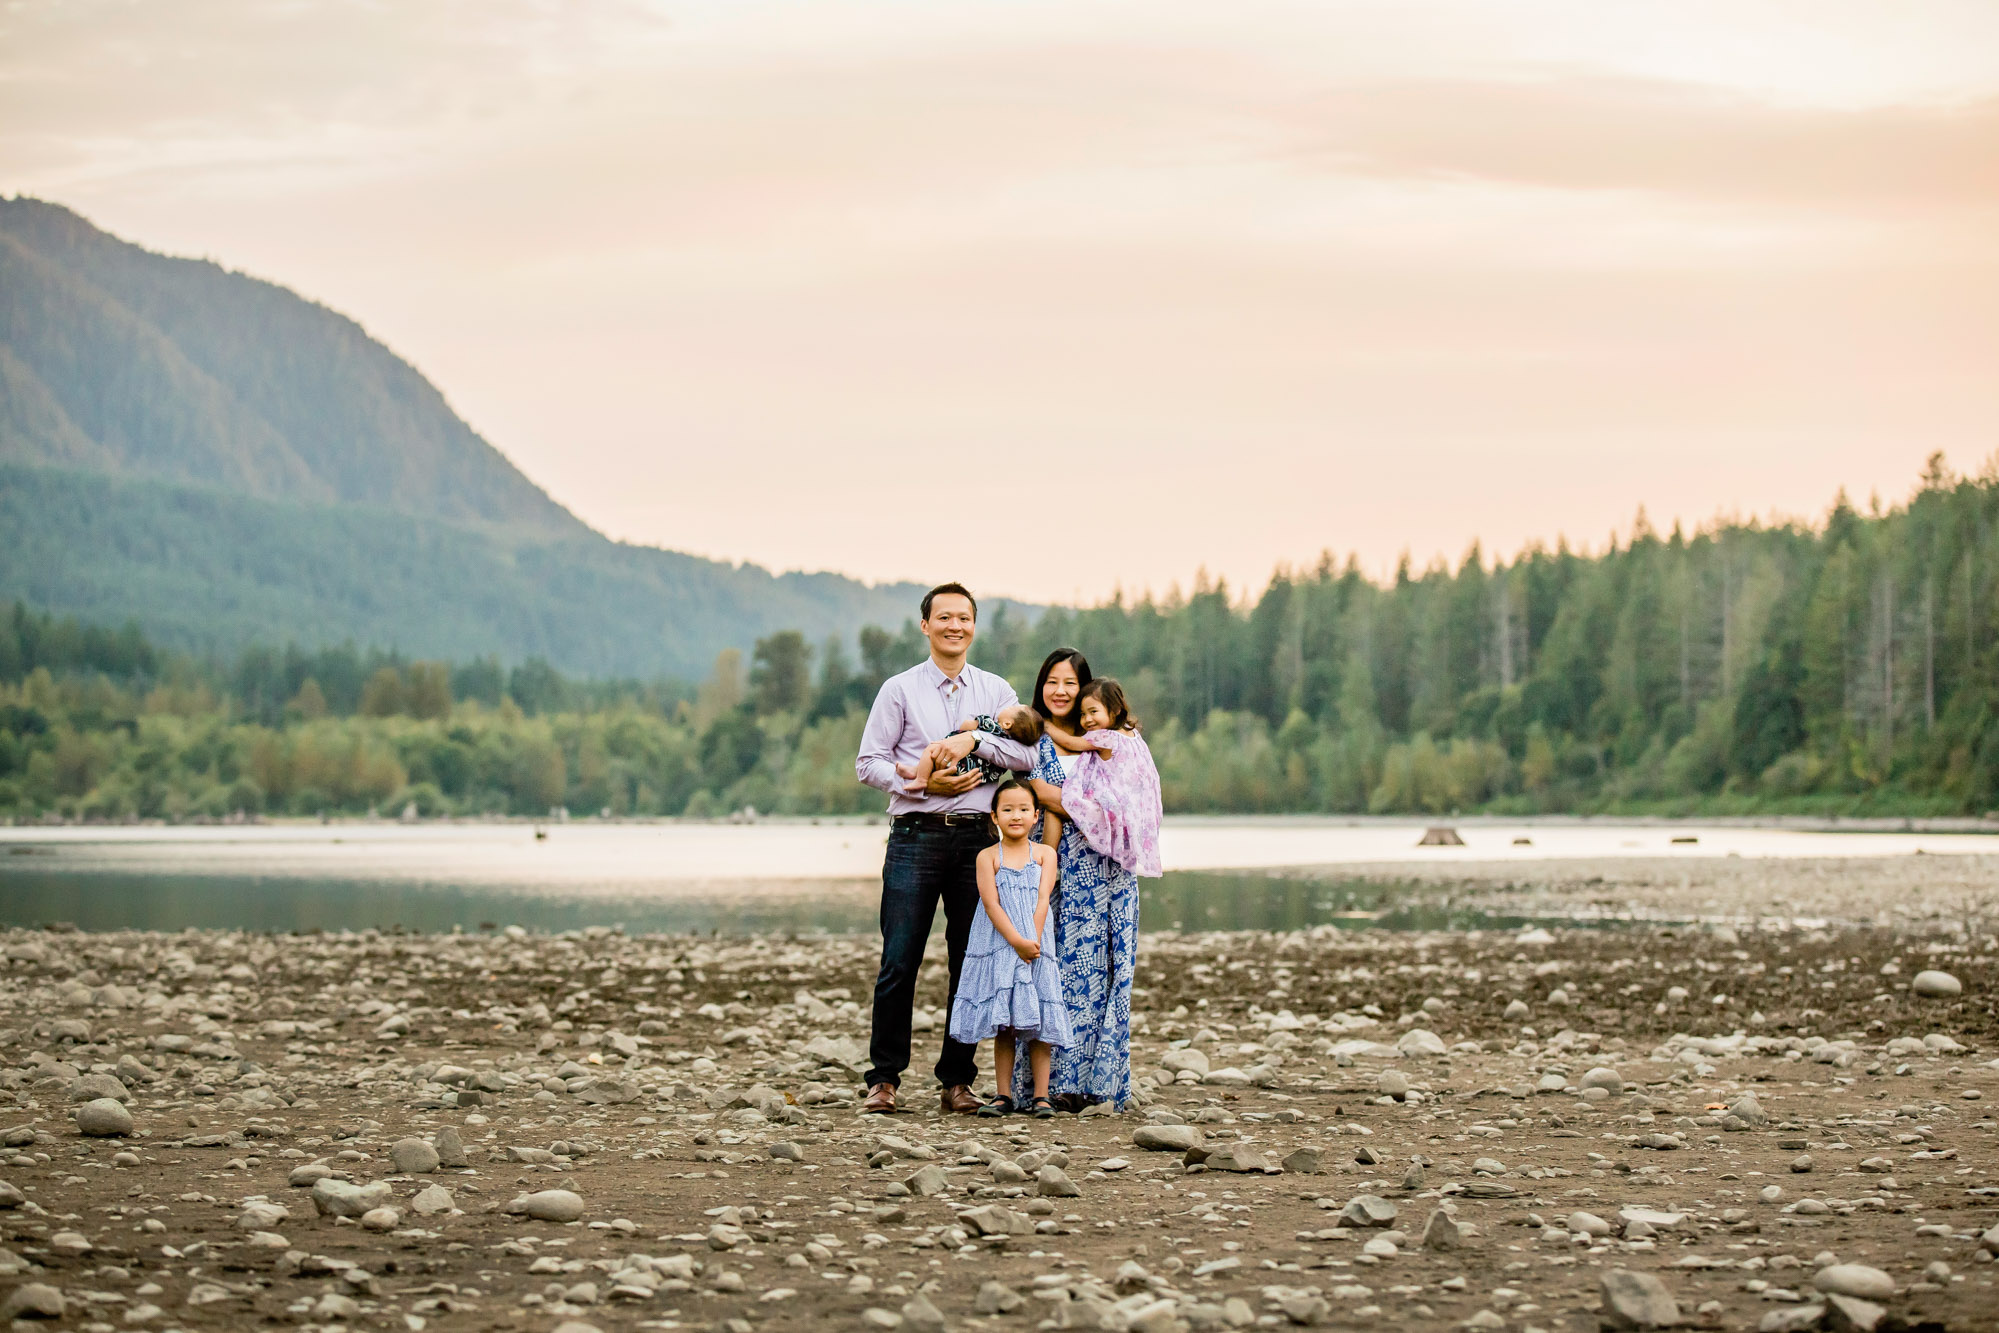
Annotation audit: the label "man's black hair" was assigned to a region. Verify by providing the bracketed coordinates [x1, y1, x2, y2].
[921, 582, 977, 622]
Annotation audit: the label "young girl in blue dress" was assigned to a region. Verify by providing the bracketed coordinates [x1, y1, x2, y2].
[947, 776, 1072, 1117]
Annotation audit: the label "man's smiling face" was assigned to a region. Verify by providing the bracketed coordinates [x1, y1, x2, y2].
[922, 593, 976, 661]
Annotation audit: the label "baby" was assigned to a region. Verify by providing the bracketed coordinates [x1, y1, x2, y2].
[898, 705, 1045, 793]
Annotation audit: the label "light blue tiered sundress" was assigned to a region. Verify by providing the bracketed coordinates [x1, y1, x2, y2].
[948, 856, 1074, 1048]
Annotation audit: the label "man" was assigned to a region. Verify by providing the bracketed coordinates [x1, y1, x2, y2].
[854, 583, 1034, 1114]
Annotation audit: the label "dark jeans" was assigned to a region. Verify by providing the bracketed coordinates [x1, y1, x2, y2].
[865, 817, 996, 1090]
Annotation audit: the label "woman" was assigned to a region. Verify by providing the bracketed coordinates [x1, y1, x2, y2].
[1019, 647, 1140, 1113]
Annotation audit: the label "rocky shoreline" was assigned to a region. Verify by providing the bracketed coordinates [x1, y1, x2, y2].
[1318, 852, 1999, 933]
[4, 858, 1998, 1332]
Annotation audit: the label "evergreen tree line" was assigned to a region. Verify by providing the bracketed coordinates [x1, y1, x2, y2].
[5, 456, 1997, 820]
[984, 454, 1999, 815]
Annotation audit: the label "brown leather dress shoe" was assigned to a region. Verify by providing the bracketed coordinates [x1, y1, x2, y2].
[940, 1084, 981, 1114]
[860, 1083, 897, 1114]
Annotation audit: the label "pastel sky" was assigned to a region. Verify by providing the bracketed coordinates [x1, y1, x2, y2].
[5, 1, 1997, 605]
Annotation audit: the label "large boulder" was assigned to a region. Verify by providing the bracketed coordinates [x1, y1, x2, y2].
[1420, 1209, 1464, 1251]
[433, 1127, 468, 1168]
[389, 1138, 440, 1174]
[234, 1201, 289, 1231]
[1813, 1265, 1894, 1301]
[517, 1189, 586, 1223]
[571, 1078, 640, 1105]
[310, 1179, 394, 1218]
[68, 1073, 131, 1104]
[1191, 1144, 1274, 1173]
[1600, 1269, 1681, 1330]
[958, 1204, 1034, 1237]
[1036, 1165, 1082, 1197]
[904, 1165, 951, 1197]
[1578, 1067, 1624, 1094]
[410, 1185, 455, 1216]
[1340, 1195, 1397, 1228]
[74, 1098, 133, 1137]
[1727, 1092, 1769, 1126]
[0, 1283, 64, 1320]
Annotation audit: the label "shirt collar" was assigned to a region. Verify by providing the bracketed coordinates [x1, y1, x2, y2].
[923, 658, 969, 690]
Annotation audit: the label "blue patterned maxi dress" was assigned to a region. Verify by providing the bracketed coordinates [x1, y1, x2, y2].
[1011, 733, 1139, 1109]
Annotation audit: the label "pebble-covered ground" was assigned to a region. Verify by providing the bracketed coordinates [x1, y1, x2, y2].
[5, 854, 1998, 1333]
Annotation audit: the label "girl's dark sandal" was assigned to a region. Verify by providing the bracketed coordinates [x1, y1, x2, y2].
[1031, 1097, 1056, 1119]
[977, 1095, 1015, 1118]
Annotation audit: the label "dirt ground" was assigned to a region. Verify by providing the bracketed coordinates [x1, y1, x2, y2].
[4, 853, 1997, 1333]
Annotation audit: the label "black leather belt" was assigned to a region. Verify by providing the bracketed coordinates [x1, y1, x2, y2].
[892, 811, 989, 828]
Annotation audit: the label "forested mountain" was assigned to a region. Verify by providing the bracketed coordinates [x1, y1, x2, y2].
[0, 464, 941, 680]
[0, 197, 938, 676]
[5, 458, 1998, 821]
[0, 197, 583, 533]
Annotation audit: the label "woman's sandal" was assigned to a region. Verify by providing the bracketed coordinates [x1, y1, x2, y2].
[1030, 1096, 1056, 1119]
[977, 1095, 1015, 1118]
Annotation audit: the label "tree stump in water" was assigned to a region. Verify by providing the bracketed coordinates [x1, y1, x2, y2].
[1417, 826, 1465, 846]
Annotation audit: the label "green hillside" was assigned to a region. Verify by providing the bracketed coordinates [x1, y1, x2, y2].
[0, 197, 582, 533]
[0, 463, 934, 681]
[0, 198, 945, 676]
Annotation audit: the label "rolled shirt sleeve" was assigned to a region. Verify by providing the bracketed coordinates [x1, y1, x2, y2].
[854, 677, 907, 794]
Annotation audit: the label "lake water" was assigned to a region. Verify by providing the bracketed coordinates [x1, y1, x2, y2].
[2, 818, 1992, 936]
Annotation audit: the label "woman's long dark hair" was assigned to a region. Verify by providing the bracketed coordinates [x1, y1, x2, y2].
[1031, 648, 1093, 730]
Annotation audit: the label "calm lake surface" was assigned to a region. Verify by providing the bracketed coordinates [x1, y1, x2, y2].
[2, 819, 1991, 936]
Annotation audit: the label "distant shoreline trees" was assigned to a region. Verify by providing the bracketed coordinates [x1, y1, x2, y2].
[4, 456, 1997, 820]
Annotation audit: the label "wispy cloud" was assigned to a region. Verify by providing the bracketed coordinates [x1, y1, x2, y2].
[3, 0, 1997, 599]
[1285, 77, 1999, 213]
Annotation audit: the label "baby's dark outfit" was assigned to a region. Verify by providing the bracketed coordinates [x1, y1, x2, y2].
[955, 715, 1015, 784]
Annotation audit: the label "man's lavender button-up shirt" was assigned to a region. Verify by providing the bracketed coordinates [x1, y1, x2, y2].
[855, 658, 1035, 815]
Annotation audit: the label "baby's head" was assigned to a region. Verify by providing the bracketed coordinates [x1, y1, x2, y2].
[998, 704, 1045, 745]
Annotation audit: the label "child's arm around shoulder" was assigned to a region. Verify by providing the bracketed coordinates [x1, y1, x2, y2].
[1045, 721, 1112, 755]
[1042, 721, 1090, 752]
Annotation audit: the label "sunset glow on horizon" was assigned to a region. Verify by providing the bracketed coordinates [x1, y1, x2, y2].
[5, 0, 1996, 604]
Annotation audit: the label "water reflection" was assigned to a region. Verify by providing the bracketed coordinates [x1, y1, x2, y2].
[0, 871, 879, 936]
[0, 867, 1581, 936]
[1145, 870, 1545, 933]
